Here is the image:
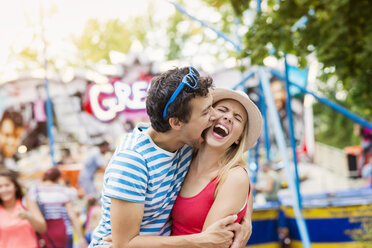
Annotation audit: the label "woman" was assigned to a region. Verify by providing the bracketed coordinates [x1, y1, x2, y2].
[0, 169, 46, 248]
[84, 196, 102, 244]
[28, 167, 87, 248]
[171, 88, 262, 235]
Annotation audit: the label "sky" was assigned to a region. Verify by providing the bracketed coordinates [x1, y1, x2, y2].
[0, 0, 258, 83]
[0, 0, 173, 68]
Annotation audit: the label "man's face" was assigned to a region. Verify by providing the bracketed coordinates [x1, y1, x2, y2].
[179, 92, 217, 148]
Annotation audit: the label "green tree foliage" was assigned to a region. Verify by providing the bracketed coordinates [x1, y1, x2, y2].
[166, 6, 189, 61]
[231, 0, 372, 115]
[165, 1, 238, 62]
[10, 35, 59, 71]
[74, 19, 132, 64]
[202, 0, 372, 148]
[203, 0, 249, 16]
[312, 80, 360, 148]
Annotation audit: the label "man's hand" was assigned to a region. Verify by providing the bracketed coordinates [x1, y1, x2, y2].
[200, 215, 237, 248]
[230, 218, 252, 248]
[95, 216, 238, 248]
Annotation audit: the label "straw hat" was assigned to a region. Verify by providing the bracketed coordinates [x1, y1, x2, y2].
[212, 88, 263, 151]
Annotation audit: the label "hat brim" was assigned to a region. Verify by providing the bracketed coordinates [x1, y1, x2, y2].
[212, 88, 262, 151]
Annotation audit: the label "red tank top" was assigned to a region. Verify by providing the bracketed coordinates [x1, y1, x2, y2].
[171, 177, 250, 235]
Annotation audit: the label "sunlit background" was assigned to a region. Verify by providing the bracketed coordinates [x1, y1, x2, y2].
[1, 0, 372, 247]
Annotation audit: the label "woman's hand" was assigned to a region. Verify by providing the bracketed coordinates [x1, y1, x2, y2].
[18, 210, 31, 220]
[80, 239, 89, 248]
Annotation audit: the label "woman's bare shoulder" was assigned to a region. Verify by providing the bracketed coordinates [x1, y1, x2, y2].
[222, 166, 250, 190]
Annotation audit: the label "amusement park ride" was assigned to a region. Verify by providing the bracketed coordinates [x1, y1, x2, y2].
[170, 1, 372, 247]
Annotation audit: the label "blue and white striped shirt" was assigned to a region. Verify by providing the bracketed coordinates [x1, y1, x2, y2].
[28, 184, 71, 220]
[90, 123, 192, 246]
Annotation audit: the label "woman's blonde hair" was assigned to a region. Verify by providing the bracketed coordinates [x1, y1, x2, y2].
[214, 122, 249, 195]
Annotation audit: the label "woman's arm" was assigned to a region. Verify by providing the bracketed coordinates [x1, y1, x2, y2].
[66, 201, 88, 248]
[230, 188, 253, 248]
[202, 167, 250, 231]
[94, 214, 238, 248]
[19, 196, 47, 233]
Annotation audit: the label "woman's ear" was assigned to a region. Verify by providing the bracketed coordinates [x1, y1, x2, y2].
[235, 139, 240, 145]
[169, 117, 184, 131]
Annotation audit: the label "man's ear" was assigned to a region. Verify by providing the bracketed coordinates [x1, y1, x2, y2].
[169, 117, 184, 131]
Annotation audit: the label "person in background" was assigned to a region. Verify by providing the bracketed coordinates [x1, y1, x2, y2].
[0, 109, 24, 170]
[358, 125, 372, 167]
[354, 123, 372, 184]
[0, 169, 46, 248]
[253, 162, 281, 202]
[361, 163, 372, 187]
[28, 167, 87, 248]
[171, 88, 262, 236]
[62, 179, 79, 248]
[84, 196, 102, 244]
[57, 148, 76, 165]
[78, 141, 110, 196]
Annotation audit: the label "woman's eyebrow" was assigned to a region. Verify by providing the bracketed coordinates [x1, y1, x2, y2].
[218, 106, 228, 111]
[234, 113, 243, 119]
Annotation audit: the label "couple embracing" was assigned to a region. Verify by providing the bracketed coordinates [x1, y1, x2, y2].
[90, 66, 262, 248]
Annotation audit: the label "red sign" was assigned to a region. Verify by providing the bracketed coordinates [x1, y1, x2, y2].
[84, 76, 152, 122]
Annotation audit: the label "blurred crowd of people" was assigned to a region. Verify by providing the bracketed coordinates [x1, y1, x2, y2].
[0, 166, 101, 248]
[0, 141, 110, 248]
[0, 116, 370, 248]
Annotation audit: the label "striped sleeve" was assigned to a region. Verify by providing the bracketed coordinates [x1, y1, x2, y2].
[27, 185, 37, 201]
[104, 149, 148, 203]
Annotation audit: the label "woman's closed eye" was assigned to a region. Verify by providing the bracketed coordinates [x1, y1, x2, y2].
[234, 115, 243, 122]
[217, 106, 228, 112]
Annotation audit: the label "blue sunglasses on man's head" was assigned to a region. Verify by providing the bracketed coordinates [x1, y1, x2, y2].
[163, 67, 200, 118]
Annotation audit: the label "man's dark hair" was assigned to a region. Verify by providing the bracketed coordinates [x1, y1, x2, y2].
[146, 67, 213, 132]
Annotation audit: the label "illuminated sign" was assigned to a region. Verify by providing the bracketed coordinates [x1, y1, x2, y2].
[88, 79, 149, 122]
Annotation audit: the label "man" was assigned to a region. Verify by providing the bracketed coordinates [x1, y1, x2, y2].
[90, 67, 252, 248]
[254, 162, 281, 202]
[79, 141, 110, 196]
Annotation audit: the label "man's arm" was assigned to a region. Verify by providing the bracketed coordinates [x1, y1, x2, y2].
[111, 198, 143, 248]
[128, 217, 237, 248]
[107, 198, 237, 248]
